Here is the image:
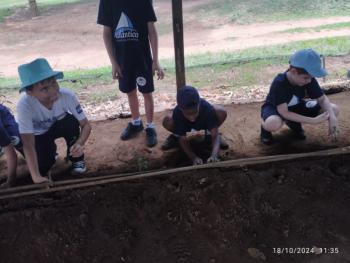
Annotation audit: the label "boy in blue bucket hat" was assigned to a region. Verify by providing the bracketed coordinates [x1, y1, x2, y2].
[16, 58, 92, 184]
[162, 86, 228, 165]
[0, 103, 23, 188]
[260, 48, 340, 145]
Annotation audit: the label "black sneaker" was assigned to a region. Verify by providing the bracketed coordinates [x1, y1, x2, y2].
[285, 121, 306, 140]
[72, 160, 86, 173]
[260, 126, 274, 145]
[204, 134, 229, 150]
[145, 127, 158, 147]
[161, 134, 179, 150]
[120, 122, 144, 140]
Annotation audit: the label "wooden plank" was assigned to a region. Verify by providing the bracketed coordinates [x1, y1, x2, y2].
[172, 0, 186, 90]
[1, 146, 349, 200]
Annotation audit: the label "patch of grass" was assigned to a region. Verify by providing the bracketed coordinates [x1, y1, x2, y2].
[0, 0, 82, 9]
[278, 22, 350, 34]
[197, 0, 350, 24]
[1, 36, 349, 97]
[0, 0, 83, 21]
[0, 7, 13, 22]
[86, 90, 118, 105]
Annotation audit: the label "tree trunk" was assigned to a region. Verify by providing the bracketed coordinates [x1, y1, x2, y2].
[28, 0, 40, 17]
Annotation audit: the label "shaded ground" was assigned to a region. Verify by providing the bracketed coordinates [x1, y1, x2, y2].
[1, 91, 350, 181]
[0, 153, 349, 262]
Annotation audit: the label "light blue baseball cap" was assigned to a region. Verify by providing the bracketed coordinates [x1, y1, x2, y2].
[289, 48, 327, 78]
[18, 58, 63, 92]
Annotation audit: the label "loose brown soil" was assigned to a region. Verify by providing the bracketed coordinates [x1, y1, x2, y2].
[0, 154, 350, 263]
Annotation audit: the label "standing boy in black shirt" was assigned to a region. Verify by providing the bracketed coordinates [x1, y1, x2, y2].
[260, 48, 339, 144]
[98, 0, 164, 147]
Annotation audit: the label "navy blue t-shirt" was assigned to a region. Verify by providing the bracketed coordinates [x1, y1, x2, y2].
[97, 0, 156, 70]
[0, 105, 19, 147]
[264, 73, 324, 108]
[173, 99, 218, 137]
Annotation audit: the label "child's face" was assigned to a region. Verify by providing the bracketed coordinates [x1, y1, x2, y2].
[181, 107, 200, 122]
[27, 77, 59, 105]
[289, 69, 312, 87]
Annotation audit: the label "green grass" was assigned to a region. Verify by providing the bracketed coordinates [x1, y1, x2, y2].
[1, 36, 349, 102]
[197, 0, 350, 24]
[278, 22, 350, 34]
[0, 0, 82, 21]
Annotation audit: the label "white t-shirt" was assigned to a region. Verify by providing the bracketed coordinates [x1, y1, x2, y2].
[17, 88, 86, 135]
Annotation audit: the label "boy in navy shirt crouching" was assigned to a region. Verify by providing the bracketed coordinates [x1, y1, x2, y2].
[162, 86, 228, 165]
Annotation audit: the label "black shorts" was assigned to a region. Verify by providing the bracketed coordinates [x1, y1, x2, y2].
[261, 100, 321, 121]
[118, 65, 154, 94]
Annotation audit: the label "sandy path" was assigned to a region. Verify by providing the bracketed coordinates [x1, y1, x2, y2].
[0, 1, 349, 76]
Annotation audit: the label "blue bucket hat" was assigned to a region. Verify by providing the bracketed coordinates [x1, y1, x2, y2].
[289, 48, 327, 78]
[177, 85, 200, 110]
[18, 58, 63, 92]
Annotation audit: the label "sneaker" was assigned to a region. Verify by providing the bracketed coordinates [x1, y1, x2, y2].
[219, 136, 229, 150]
[204, 134, 229, 150]
[161, 134, 179, 150]
[120, 122, 144, 140]
[72, 160, 86, 173]
[260, 126, 274, 145]
[285, 121, 306, 140]
[145, 127, 158, 147]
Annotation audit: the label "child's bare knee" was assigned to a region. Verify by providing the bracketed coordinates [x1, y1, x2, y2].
[162, 115, 173, 130]
[332, 103, 340, 116]
[264, 116, 283, 132]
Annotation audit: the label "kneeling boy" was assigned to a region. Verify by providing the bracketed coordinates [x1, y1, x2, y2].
[162, 86, 228, 165]
[17, 58, 92, 184]
[261, 48, 339, 144]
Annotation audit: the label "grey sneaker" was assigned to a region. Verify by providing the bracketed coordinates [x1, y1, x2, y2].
[120, 121, 144, 140]
[161, 134, 179, 150]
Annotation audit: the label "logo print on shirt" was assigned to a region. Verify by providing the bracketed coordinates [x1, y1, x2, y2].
[115, 12, 139, 42]
[288, 95, 299, 107]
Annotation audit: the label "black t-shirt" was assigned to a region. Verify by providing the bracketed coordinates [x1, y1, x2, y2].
[97, 0, 156, 69]
[264, 73, 324, 108]
[173, 99, 219, 136]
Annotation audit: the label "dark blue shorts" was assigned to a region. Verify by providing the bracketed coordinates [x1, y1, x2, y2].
[261, 100, 321, 121]
[118, 65, 154, 94]
[0, 124, 22, 149]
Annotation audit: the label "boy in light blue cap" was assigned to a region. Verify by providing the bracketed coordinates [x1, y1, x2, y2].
[16, 58, 92, 184]
[260, 48, 340, 144]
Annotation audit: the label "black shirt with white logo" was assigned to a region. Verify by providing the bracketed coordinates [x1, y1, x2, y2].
[97, 0, 156, 69]
[264, 73, 324, 108]
[173, 99, 219, 137]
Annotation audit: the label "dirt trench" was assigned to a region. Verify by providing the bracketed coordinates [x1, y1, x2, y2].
[0, 153, 350, 263]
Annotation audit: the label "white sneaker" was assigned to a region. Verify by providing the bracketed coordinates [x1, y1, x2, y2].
[72, 160, 86, 173]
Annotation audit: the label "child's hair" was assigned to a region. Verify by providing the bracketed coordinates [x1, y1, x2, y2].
[288, 65, 309, 75]
[25, 76, 56, 91]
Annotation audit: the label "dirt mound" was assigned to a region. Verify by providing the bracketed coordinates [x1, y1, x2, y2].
[0, 154, 349, 262]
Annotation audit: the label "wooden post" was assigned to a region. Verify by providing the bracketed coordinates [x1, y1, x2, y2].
[28, 0, 40, 17]
[172, 0, 186, 90]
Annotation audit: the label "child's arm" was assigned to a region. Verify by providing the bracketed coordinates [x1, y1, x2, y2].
[179, 136, 203, 165]
[277, 103, 329, 124]
[21, 134, 49, 184]
[208, 127, 220, 163]
[102, 26, 122, 79]
[148, 22, 165, 80]
[69, 118, 92, 158]
[317, 95, 339, 140]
